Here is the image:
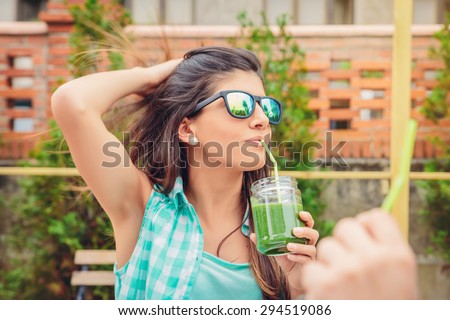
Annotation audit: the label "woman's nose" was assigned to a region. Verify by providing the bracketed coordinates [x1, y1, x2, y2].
[249, 103, 270, 128]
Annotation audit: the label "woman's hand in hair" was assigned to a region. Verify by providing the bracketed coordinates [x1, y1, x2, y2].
[136, 58, 183, 96]
[250, 211, 319, 298]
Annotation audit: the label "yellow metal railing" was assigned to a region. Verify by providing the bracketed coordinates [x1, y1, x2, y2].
[2, 167, 449, 180]
[2, 165, 448, 244]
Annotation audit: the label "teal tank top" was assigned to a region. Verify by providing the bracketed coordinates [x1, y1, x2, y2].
[189, 251, 263, 300]
[114, 175, 258, 299]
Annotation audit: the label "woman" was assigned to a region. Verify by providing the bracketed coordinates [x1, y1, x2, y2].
[51, 47, 319, 299]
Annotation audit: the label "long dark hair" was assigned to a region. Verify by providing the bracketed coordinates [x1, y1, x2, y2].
[127, 47, 290, 299]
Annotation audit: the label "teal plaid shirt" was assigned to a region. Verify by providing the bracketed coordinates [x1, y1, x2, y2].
[114, 175, 250, 299]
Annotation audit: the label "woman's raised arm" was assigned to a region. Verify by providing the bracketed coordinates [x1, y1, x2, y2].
[51, 60, 180, 235]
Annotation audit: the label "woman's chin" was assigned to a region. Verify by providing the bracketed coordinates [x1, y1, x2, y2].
[239, 159, 266, 171]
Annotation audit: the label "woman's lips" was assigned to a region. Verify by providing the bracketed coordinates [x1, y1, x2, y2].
[244, 140, 263, 147]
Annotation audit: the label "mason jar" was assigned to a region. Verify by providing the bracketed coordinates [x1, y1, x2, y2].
[250, 176, 306, 256]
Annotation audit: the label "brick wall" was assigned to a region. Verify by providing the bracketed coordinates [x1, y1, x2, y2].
[128, 24, 449, 160]
[0, 2, 448, 160]
[0, 22, 48, 159]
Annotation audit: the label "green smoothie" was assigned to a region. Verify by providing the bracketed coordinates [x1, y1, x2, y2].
[252, 202, 307, 255]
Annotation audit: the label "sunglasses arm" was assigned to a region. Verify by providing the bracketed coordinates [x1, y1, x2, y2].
[191, 92, 223, 114]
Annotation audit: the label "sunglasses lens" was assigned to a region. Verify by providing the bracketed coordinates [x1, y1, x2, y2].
[261, 98, 281, 124]
[226, 92, 254, 117]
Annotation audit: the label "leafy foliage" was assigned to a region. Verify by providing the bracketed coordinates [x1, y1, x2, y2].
[417, 13, 450, 262]
[230, 12, 332, 237]
[0, 0, 132, 299]
[68, 0, 132, 77]
[418, 158, 450, 262]
[0, 121, 114, 299]
[421, 13, 450, 122]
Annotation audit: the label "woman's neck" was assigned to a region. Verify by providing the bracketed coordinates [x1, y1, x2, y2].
[184, 168, 245, 226]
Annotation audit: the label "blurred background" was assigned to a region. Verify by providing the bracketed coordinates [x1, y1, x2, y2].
[0, 0, 449, 299]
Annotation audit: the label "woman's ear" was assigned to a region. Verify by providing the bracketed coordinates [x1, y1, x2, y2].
[178, 117, 196, 144]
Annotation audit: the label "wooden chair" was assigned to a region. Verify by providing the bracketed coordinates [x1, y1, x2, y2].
[71, 249, 116, 300]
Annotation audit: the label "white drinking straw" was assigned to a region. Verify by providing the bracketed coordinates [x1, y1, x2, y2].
[261, 139, 282, 203]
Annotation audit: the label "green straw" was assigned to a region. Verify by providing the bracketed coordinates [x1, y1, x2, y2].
[261, 139, 282, 203]
[381, 119, 418, 213]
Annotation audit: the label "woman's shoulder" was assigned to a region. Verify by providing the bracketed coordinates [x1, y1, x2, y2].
[137, 174, 190, 214]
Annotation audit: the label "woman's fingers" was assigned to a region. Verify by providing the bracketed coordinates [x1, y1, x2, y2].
[294, 211, 318, 246]
[287, 242, 316, 261]
[148, 58, 183, 85]
[293, 227, 319, 245]
[299, 211, 314, 228]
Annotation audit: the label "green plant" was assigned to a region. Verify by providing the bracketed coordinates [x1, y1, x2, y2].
[0, 121, 114, 299]
[421, 13, 450, 122]
[418, 158, 450, 262]
[68, 0, 132, 77]
[230, 12, 333, 238]
[0, 0, 133, 299]
[417, 13, 450, 262]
